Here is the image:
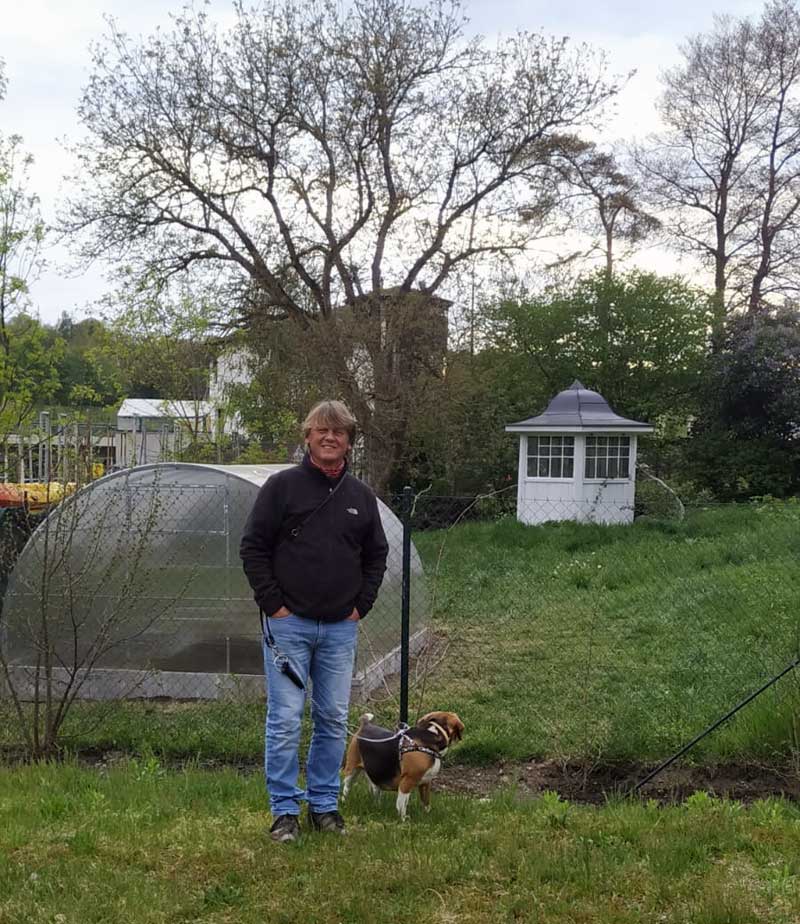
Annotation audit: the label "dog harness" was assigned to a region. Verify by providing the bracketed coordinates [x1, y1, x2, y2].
[398, 720, 450, 760]
[356, 719, 450, 787]
[398, 738, 441, 760]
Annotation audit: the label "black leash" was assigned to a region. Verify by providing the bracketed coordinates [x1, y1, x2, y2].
[259, 612, 408, 739]
[282, 470, 347, 543]
[259, 609, 306, 690]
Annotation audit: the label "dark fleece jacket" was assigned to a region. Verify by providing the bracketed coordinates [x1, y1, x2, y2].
[239, 455, 389, 621]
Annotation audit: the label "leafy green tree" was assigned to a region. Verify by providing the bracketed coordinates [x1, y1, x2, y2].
[0, 133, 56, 436]
[389, 271, 714, 493]
[51, 314, 124, 407]
[0, 136, 44, 344]
[218, 318, 341, 462]
[490, 270, 713, 425]
[396, 345, 532, 494]
[0, 314, 62, 437]
[95, 283, 220, 438]
[687, 306, 800, 499]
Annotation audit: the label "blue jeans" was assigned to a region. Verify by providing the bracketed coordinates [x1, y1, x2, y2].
[263, 614, 358, 817]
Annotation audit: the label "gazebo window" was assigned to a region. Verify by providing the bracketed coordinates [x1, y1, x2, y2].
[527, 435, 575, 479]
[585, 435, 631, 479]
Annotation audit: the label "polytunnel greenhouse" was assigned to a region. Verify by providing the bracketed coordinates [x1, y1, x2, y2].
[1, 464, 428, 701]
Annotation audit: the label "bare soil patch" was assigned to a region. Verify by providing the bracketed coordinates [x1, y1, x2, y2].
[434, 758, 800, 804]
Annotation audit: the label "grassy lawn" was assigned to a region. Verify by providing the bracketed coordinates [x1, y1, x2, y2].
[3, 506, 800, 922]
[2, 762, 800, 924]
[412, 502, 800, 765]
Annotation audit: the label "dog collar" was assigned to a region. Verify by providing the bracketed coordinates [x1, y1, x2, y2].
[426, 721, 450, 747]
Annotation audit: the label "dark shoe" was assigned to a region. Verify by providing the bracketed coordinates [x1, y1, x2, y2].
[269, 814, 300, 843]
[309, 810, 347, 835]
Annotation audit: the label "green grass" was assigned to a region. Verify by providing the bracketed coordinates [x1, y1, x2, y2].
[3, 504, 798, 923]
[412, 502, 800, 764]
[2, 762, 800, 923]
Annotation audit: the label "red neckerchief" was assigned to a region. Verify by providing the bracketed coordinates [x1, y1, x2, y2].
[308, 452, 346, 480]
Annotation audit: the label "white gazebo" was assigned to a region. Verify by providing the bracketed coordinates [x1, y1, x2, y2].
[505, 381, 653, 525]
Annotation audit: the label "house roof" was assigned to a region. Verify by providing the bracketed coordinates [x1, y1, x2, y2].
[117, 398, 214, 420]
[505, 380, 653, 433]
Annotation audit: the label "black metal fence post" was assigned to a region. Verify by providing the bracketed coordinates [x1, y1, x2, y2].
[400, 485, 412, 726]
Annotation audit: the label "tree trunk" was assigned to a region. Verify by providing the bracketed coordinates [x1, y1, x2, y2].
[330, 290, 448, 497]
[711, 211, 728, 351]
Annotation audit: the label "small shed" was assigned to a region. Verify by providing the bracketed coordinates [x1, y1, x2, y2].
[116, 398, 215, 433]
[505, 381, 653, 525]
[1, 463, 427, 701]
[114, 398, 217, 467]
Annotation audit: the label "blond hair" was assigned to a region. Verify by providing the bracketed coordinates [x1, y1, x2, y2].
[302, 400, 357, 445]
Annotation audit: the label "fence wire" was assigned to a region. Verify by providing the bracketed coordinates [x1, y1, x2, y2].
[392, 493, 800, 764]
[1, 479, 799, 768]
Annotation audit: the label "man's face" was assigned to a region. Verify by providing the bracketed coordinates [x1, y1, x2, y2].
[306, 421, 351, 466]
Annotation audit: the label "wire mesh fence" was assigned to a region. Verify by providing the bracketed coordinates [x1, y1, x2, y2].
[0, 463, 425, 758]
[1, 473, 799, 769]
[395, 492, 800, 766]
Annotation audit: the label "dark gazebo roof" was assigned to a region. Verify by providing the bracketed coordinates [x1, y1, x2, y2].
[505, 381, 653, 432]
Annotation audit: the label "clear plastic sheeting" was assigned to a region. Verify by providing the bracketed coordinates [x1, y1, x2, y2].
[1, 464, 427, 701]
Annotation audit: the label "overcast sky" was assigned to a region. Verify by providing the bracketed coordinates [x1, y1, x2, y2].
[2, 0, 766, 324]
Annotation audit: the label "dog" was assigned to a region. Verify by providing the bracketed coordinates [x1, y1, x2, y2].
[342, 711, 464, 820]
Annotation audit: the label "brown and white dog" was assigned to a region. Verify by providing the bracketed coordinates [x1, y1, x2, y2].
[342, 711, 464, 820]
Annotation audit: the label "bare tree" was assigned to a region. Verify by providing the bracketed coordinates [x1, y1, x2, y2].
[0, 459, 195, 758]
[746, 1, 800, 311]
[64, 0, 618, 493]
[637, 0, 800, 341]
[541, 138, 660, 276]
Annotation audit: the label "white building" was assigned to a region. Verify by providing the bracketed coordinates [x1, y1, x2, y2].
[208, 349, 254, 437]
[114, 398, 215, 467]
[506, 381, 653, 525]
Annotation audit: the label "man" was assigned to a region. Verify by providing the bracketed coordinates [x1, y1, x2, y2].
[240, 399, 389, 843]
